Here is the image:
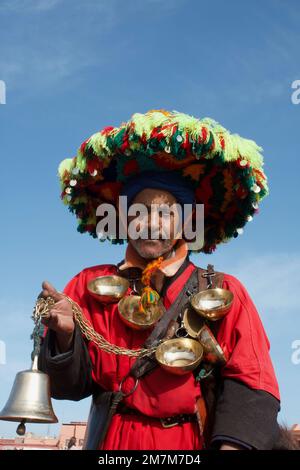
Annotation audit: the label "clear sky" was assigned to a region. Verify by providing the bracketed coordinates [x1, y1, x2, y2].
[0, 0, 300, 438]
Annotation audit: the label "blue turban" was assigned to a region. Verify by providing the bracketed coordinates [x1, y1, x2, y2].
[120, 171, 196, 207]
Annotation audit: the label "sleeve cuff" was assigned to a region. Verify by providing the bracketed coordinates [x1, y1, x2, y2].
[210, 435, 253, 450]
[41, 326, 78, 369]
[211, 378, 280, 450]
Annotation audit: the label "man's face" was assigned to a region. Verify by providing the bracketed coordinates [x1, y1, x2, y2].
[126, 188, 181, 260]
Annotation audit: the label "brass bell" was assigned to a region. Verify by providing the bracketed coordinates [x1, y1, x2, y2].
[0, 295, 59, 436]
[0, 355, 58, 435]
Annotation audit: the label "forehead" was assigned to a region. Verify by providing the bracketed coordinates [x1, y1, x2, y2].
[131, 188, 177, 205]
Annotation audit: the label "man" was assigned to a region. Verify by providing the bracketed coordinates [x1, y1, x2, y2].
[38, 110, 280, 450]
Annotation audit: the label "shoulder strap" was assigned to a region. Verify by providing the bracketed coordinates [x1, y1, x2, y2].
[197, 264, 224, 336]
[197, 263, 224, 290]
[196, 263, 224, 448]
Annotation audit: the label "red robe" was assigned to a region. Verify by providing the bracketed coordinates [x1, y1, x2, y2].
[62, 261, 280, 450]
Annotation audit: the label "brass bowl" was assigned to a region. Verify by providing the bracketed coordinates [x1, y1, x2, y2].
[155, 338, 203, 375]
[190, 287, 234, 321]
[182, 309, 227, 364]
[197, 324, 227, 365]
[118, 295, 164, 330]
[87, 275, 130, 303]
[183, 307, 205, 339]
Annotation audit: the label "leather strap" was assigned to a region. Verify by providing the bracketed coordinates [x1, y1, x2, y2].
[195, 264, 224, 448]
[116, 401, 197, 425]
[83, 390, 124, 450]
[197, 263, 224, 293]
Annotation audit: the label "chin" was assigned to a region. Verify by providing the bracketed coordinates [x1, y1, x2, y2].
[133, 239, 172, 259]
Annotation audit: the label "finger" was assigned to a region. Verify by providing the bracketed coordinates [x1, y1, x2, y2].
[41, 281, 63, 302]
[42, 311, 59, 330]
[42, 281, 57, 292]
[40, 289, 62, 302]
[41, 310, 53, 326]
[49, 311, 59, 327]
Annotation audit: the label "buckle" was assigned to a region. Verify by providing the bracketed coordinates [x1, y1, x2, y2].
[160, 414, 196, 428]
[118, 374, 139, 397]
[160, 417, 180, 428]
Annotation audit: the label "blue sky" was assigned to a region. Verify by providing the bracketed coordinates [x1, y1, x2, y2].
[0, 0, 300, 438]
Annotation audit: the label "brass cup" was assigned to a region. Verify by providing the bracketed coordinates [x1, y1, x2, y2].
[182, 308, 227, 365]
[190, 287, 234, 321]
[155, 338, 203, 375]
[118, 295, 164, 330]
[87, 275, 130, 303]
[183, 306, 204, 339]
[197, 324, 227, 365]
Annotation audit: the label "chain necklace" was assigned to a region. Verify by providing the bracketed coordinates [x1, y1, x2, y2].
[33, 295, 157, 358]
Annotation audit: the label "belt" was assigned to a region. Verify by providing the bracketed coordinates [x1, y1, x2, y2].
[116, 402, 197, 429]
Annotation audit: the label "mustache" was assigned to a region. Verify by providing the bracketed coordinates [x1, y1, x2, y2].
[138, 226, 171, 239]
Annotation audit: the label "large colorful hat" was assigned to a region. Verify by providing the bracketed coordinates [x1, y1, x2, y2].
[58, 109, 268, 254]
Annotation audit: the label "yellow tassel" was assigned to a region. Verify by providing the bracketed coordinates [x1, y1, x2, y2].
[138, 256, 164, 314]
[139, 286, 160, 314]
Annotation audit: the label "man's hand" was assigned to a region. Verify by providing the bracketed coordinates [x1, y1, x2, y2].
[39, 281, 75, 353]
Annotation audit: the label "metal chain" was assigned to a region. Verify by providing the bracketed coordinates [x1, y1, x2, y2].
[33, 295, 157, 358]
